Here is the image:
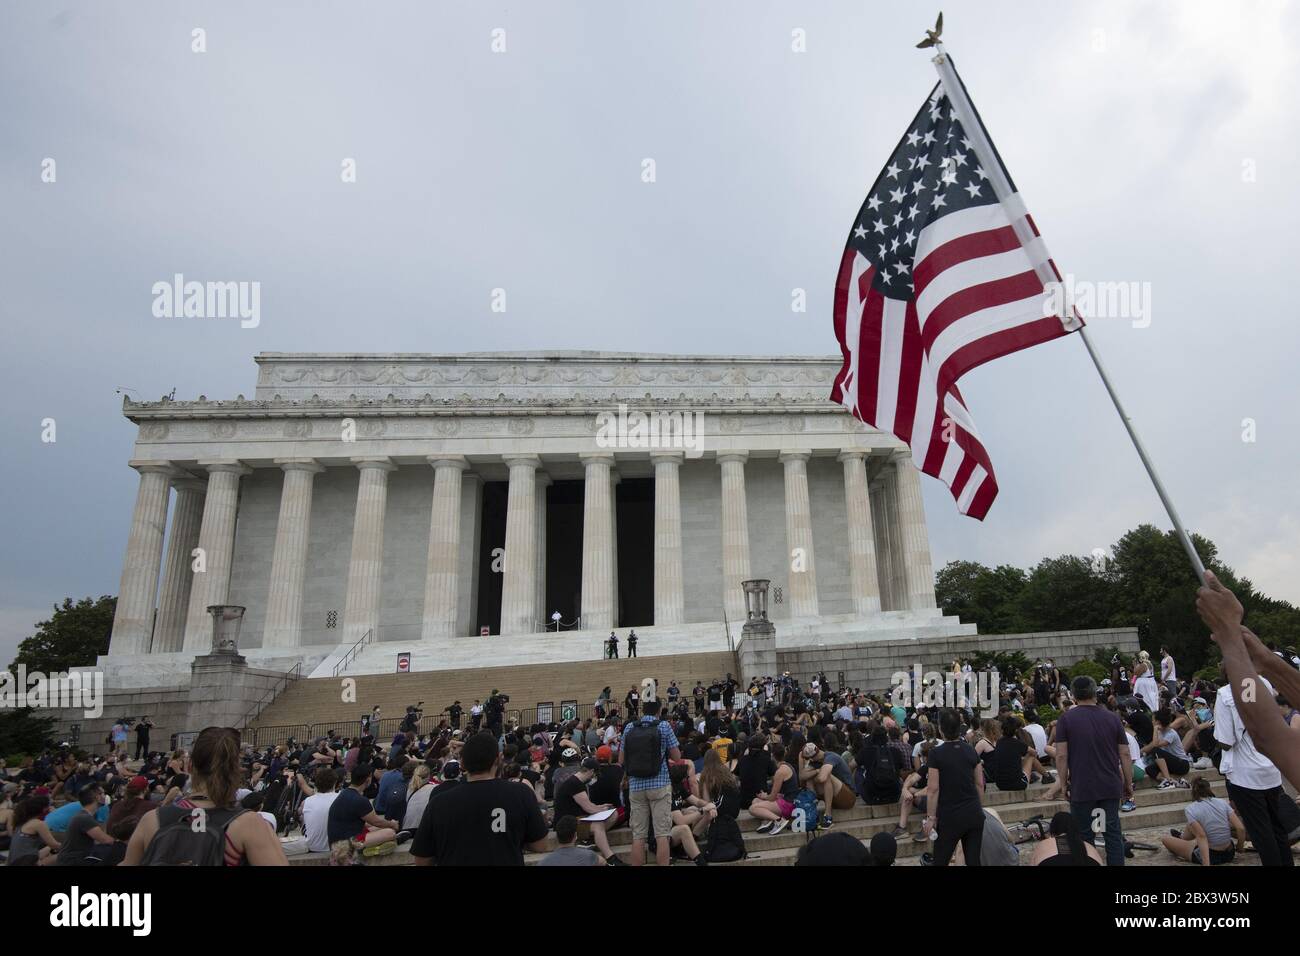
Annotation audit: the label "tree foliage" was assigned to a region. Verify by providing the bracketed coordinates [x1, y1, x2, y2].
[935, 524, 1300, 676]
[9, 596, 116, 675]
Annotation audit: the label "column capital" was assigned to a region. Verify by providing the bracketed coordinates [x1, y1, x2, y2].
[716, 450, 749, 465]
[578, 451, 616, 467]
[836, 449, 869, 463]
[502, 454, 542, 469]
[649, 451, 685, 466]
[426, 455, 470, 472]
[275, 458, 326, 474]
[128, 459, 180, 477]
[351, 456, 396, 472]
[889, 449, 914, 465]
[198, 459, 252, 477]
[171, 475, 208, 493]
[778, 450, 812, 464]
[536, 471, 554, 487]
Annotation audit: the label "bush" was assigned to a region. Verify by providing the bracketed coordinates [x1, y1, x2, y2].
[1032, 705, 1060, 726]
[1067, 659, 1108, 686]
[1090, 646, 1122, 669]
[969, 650, 1032, 683]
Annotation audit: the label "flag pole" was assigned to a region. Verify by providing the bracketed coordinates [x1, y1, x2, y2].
[928, 39, 1207, 585]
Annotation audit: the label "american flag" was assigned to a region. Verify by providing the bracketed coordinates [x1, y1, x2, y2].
[831, 74, 1080, 520]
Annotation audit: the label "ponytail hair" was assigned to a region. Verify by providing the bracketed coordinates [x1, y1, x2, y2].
[1048, 811, 1091, 866]
[190, 727, 243, 806]
[1191, 776, 1214, 801]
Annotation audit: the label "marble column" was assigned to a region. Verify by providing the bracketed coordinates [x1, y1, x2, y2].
[535, 472, 552, 630]
[153, 477, 206, 653]
[499, 455, 541, 635]
[718, 452, 752, 625]
[109, 461, 176, 656]
[893, 455, 937, 609]
[579, 452, 615, 632]
[871, 467, 901, 611]
[342, 458, 397, 643]
[651, 452, 685, 626]
[262, 459, 325, 649]
[183, 461, 251, 653]
[610, 469, 621, 628]
[779, 451, 820, 618]
[839, 450, 882, 616]
[421, 456, 469, 642]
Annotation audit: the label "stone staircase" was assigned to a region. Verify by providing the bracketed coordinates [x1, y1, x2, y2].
[285, 768, 1233, 866]
[248, 650, 738, 739]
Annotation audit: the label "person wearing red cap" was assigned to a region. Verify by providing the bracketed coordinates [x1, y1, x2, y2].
[107, 776, 154, 842]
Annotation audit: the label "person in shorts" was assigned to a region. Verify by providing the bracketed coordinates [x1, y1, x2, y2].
[619, 698, 680, 866]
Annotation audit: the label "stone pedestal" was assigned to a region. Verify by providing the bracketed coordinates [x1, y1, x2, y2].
[736, 578, 777, 680]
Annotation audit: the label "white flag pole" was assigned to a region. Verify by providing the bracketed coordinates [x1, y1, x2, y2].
[929, 41, 1207, 584]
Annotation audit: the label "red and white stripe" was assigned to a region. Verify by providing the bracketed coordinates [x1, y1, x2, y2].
[831, 194, 1076, 520]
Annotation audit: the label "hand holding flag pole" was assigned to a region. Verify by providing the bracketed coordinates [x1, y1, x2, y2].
[925, 23, 1208, 585]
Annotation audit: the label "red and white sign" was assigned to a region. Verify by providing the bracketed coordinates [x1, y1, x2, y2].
[396, 652, 411, 673]
[480, 626, 490, 637]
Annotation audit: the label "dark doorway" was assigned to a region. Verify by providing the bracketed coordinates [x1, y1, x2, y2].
[473, 481, 508, 636]
[545, 480, 584, 628]
[616, 477, 653, 628]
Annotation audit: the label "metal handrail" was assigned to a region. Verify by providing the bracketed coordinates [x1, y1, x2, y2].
[332, 628, 374, 677]
[238, 661, 302, 730]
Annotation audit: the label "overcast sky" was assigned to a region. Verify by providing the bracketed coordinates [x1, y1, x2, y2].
[2, 0, 1296, 666]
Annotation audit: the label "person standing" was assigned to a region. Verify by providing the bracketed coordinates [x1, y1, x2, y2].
[134, 716, 154, 761]
[446, 700, 463, 731]
[1214, 676, 1294, 866]
[924, 709, 985, 866]
[627, 630, 638, 658]
[1160, 647, 1179, 698]
[1055, 675, 1133, 866]
[608, 631, 619, 659]
[619, 697, 681, 866]
[470, 700, 483, 732]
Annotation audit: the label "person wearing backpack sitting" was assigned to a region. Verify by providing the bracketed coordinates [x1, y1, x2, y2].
[798, 741, 858, 830]
[123, 727, 289, 866]
[618, 697, 681, 866]
[856, 724, 905, 806]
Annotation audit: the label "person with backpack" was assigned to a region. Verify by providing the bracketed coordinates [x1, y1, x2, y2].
[122, 727, 289, 866]
[856, 724, 905, 806]
[618, 697, 681, 866]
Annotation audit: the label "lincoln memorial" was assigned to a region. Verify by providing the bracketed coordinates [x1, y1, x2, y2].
[99, 352, 977, 687]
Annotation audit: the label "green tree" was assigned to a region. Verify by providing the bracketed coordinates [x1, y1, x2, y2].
[934, 561, 1028, 633]
[0, 708, 57, 758]
[1014, 555, 1115, 632]
[10, 596, 116, 675]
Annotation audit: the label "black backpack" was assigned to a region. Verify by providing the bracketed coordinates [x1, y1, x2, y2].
[869, 745, 897, 791]
[139, 804, 247, 866]
[623, 720, 664, 779]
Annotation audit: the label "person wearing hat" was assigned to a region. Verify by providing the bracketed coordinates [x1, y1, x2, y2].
[552, 755, 623, 865]
[105, 775, 154, 842]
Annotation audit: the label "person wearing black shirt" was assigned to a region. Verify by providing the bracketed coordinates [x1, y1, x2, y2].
[989, 718, 1030, 791]
[412, 732, 548, 866]
[326, 767, 399, 848]
[446, 701, 463, 731]
[735, 738, 776, 809]
[134, 717, 154, 760]
[925, 709, 986, 866]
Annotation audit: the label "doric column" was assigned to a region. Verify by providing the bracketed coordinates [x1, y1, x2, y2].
[651, 452, 685, 626]
[499, 455, 541, 635]
[183, 461, 251, 653]
[262, 459, 325, 649]
[717, 451, 752, 624]
[535, 472, 552, 629]
[342, 458, 397, 643]
[893, 455, 937, 609]
[871, 466, 901, 611]
[109, 461, 177, 656]
[779, 451, 819, 618]
[610, 469, 621, 628]
[420, 457, 469, 641]
[153, 477, 206, 653]
[579, 452, 615, 632]
[839, 450, 882, 616]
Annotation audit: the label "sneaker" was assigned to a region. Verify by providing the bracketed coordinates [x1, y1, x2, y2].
[818, 816, 834, 830]
[693, 854, 710, 866]
[1192, 756, 1214, 771]
[1176, 778, 1192, 789]
[912, 829, 929, 843]
[604, 854, 627, 866]
[755, 821, 774, 834]
[769, 818, 790, 835]
[1170, 828, 1183, 838]
[891, 825, 908, 839]
[1156, 779, 1176, 790]
[361, 841, 396, 857]
[1121, 799, 1137, 812]
[1040, 771, 1056, 784]
[395, 830, 413, 845]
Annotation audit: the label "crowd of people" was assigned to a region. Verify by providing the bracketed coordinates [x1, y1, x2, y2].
[2, 574, 1297, 867]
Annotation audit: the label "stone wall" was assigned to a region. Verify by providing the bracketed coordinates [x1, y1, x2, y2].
[47, 686, 190, 756]
[774, 627, 1140, 693]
